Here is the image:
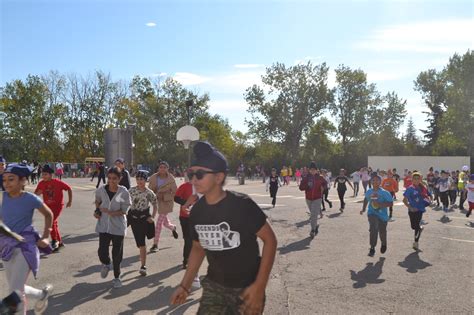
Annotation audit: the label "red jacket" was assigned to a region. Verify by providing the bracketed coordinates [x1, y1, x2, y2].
[299, 174, 327, 200]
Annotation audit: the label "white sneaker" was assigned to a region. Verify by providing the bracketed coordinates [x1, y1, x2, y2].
[101, 264, 111, 279]
[192, 276, 201, 289]
[112, 278, 122, 288]
[139, 266, 147, 276]
[34, 284, 53, 315]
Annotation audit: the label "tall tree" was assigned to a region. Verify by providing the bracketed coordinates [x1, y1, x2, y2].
[245, 62, 333, 161]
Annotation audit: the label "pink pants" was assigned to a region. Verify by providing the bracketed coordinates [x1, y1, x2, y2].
[154, 214, 175, 245]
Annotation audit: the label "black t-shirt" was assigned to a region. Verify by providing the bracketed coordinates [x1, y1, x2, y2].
[119, 169, 131, 190]
[105, 185, 117, 201]
[269, 175, 279, 190]
[335, 176, 350, 191]
[190, 190, 267, 288]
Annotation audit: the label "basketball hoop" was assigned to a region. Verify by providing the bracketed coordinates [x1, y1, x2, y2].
[177, 125, 199, 148]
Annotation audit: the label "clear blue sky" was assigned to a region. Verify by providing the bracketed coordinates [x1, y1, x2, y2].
[2, 0, 473, 135]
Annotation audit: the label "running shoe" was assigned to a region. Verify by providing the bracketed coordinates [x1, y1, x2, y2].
[112, 278, 122, 288]
[412, 241, 419, 251]
[466, 210, 472, 218]
[192, 276, 201, 289]
[368, 247, 375, 257]
[310, 230, 315, 239]
[100, 264, 111, 279]
[150, 245, 158, 252]
[50, 240, 58, 250]
[339, 208, 344, 213]
[34, 284, 53, 315]
[139, 266, 147, 276]
[381, 245, 387, 254]
[172, 228, 179, 239]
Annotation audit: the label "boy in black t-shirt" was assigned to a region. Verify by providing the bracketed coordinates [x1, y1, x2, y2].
[334, 169, 354, 212]
[170, 141, 277, 315]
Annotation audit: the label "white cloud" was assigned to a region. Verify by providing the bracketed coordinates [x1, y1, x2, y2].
[211, 71, 263, 91]
[366, 70, 413, 82]
[173, 72, 210, 86]
[357, 18, 474, 53]
[151, 72, 167, 77]
[234, 64, 265, 69]
[145, 22, 157, 27]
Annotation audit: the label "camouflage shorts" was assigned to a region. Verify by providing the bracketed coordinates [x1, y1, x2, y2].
[197, 277, 245, 315]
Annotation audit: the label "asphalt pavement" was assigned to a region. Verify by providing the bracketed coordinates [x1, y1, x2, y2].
[1, 177, 473, 314]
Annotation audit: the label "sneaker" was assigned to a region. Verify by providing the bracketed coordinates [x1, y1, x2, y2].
[309, 230, 315, 239]
[192, 276, 201, 289]
[339, 208, 344, 213]
[466, 210, 472, 218]
[381, 245, 387, 254]
[150, 245, 158, 253]
[100, 264, 111, 279]
[58, 242, 65, 248]
[182, 263, 187, 270]
[112, 278, 122, 288]
[34, 284, 53, 315]
[412, 241, 419, 251]
[172, 228, 179, 239]
[139, 266, 147, 276]
[51, 240, 58, 250]
[329, 202, 333, 208]
[368, 247, 375, 257]
[314, 226, 319, 235]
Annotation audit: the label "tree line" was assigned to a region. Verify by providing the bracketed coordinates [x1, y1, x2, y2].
[1, 50, 472, 173]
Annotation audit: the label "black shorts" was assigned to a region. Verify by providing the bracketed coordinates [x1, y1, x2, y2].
[131, 219, 147, 247]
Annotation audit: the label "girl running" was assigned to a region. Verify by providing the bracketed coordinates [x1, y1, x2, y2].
[321, 169, 332, 211]
[148, 161, 178, 252]
[128, 170, 157, 276]
[0, 164, 54, 314]
[94, 167, 131, 288]
[170, 141, 277, 315]
[403, 172, 431, 251]
[334, 169, 354, 212]
[437, 170, 451, 214]
[266, 168, 282, 208]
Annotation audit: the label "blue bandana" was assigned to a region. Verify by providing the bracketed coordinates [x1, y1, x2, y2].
[4, 163, 33, 178]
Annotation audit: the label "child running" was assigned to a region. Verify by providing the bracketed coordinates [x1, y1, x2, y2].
[148, 161, 179, 252]
[381, 170, 398, 221]
[466, 174, 474, 217]
[0, 164, 54, 315]
[94, 167, 131, 288]
[170, 141, 277, 314]
[321, 169, 333, 211]
[34, 164, 73, 251]
[360, 174, 393, 257]
[403, 172, 432, 251]
[0, 156, 6, 191]
[128, 170, 157, 276]
[266, 168, 282, 208]
[437, 170, 452, 215]
[334, 169, 354, 212]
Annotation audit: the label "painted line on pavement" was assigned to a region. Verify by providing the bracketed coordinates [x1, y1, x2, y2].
[441, 225, 473, 230]
[441, 237, 474, 243]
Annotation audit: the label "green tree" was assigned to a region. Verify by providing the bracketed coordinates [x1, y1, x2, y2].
[244, 62, 333, 161]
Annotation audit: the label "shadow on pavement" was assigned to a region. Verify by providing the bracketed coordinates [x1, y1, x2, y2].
[278, 237, 312, 255]
[398, 252, 432, 273]
[437, 215, 452, 224]
[47, 265, 182, 314]
[327, 212, 342, 219]
[295, 219, 310, 228]
[350, 257, 385, 288]
[61, 233, 98, 245]
[74, 255, 140, 278]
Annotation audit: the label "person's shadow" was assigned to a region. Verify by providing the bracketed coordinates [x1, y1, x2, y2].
[438, 215, 452, 224]
[398, 252, 432, 273]
[295, 219, 310, 228]
[327, 212, 342, 219]
[350, 257, 385, 288]
[278, 237, 312, 255]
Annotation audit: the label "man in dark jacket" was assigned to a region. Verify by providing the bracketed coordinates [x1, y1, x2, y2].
[299, 161, 327, 239]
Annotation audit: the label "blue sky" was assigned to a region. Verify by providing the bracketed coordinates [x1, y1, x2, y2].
[1, 0, 473, 136]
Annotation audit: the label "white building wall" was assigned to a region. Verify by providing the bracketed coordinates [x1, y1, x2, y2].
[368, 156, 470, 174]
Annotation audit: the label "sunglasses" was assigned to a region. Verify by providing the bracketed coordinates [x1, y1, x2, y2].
[187, 170, 219, 180]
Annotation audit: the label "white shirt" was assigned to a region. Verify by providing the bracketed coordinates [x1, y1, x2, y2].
[467, 183, 474, 203]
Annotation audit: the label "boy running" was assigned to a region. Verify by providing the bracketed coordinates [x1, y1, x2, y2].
[34, 164, 73, 251]
[334, 169, 354, 212]
[360, 174, 393, 257]
[403, 172, 432, 251]
[170, 141, 277, 315]
[381, 170, 398, 221]
[266, 168, 282, 208]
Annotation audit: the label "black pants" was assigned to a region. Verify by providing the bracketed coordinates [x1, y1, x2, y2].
[459, 190, 467, 209]
[449, 190, 457, 205]
[408, 211, 423, 241]
[179, 217, 192, 266]
[96, 174, 106, 188]
[269, 186, 278, 206]
[353, 182, 359, 196]
[98, 233, 124, 279]
[439, 191, 449, 209]
[337, 189, 346, 209]
[322, 188, 331, 209]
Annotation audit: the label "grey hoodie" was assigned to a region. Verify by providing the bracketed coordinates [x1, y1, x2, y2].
[95, 185, 131, 236]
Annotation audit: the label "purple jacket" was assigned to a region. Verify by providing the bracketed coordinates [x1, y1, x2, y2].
[0, 225, 52, 278]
